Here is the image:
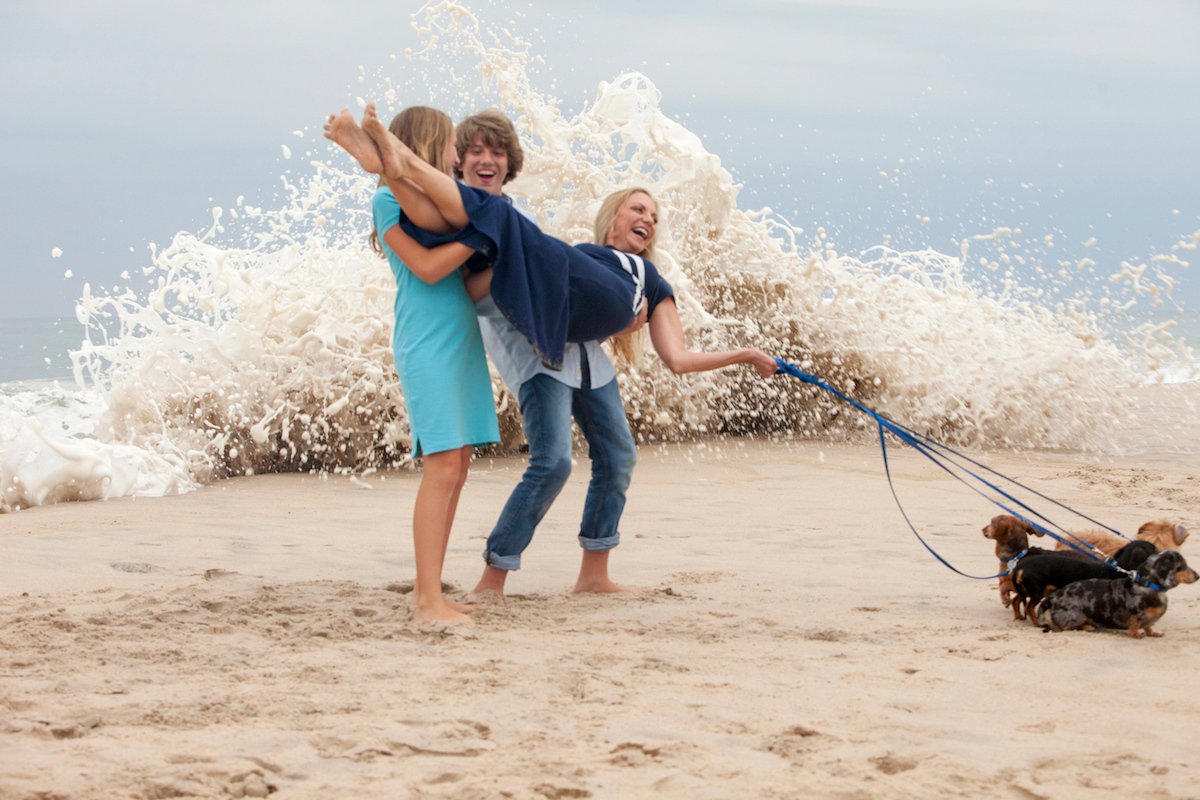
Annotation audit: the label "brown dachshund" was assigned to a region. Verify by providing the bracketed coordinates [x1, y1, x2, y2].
[1053, 520, 1188, 557]
[982, 515, 1049, 619]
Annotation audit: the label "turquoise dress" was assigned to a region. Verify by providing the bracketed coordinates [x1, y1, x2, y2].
[372, 186, 499, 456]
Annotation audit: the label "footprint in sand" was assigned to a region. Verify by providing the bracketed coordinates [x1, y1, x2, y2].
[762, 725, 823, 762]
[530, 784, 593, 799]
[110, 561, 156, 573]
[313, 719, 494, 761]
[871, 752, 920, 774]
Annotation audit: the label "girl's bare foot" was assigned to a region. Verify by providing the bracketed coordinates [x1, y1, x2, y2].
[414, 596, 474, 626]
[412, 589, 476, 615]
[323, 109, 383, 174]
[362, 102, 417, 180]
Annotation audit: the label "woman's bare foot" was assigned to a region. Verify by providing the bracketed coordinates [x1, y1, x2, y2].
[324, 109, 383, 174]
[361, 102, 417, 180]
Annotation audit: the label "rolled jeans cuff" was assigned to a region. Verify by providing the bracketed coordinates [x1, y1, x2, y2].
[485, 549, 522, 571]
[578, 533, 619, 552]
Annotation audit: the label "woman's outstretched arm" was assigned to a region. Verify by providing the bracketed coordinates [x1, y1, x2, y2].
[648, 299, 778, 377]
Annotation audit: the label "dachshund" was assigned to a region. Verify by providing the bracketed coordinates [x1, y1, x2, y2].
[1011, 554, 1124, 625]
[1039, 550, 1198, 638]
[983, 515, 1049, 618]
[1053, 519, 1188, 558]
[983, 514, 1094, 619]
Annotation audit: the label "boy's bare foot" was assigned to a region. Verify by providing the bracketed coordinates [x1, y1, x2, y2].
[572, 550, 647, 594]
[467, 565, 509, 603]
[572, 577, 646, 594]
[324, 108, 383, 174]
[362, 102, 417, 180]
[466, 587, 505, 605]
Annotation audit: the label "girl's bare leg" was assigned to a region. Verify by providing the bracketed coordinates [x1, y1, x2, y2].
[411, 449, 473, 625]
[323, 109, 383, 175]
[438, 447, 476, 614]
[362, 103, 471, 229]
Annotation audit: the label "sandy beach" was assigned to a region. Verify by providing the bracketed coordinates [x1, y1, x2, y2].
[2, 438, 1198, 799]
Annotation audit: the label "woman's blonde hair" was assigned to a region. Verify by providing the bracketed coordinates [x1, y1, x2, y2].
[593, 187, 660, 365]
[371, 106, 456, 257]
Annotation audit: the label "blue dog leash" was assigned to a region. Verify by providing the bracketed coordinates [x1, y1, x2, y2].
[773, 358, 1139, 581]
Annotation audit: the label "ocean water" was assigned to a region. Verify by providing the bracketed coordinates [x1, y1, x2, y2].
[0, 318, 79, 384]
[1, 0, 1197, 514]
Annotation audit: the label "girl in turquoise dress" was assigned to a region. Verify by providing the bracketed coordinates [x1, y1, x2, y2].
[362, 106, 499, 626]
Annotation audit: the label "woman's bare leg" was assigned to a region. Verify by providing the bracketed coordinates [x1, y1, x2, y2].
[362, 103, 470, 229]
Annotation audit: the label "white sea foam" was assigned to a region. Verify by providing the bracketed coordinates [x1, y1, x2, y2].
[0, 0, 1195, 513]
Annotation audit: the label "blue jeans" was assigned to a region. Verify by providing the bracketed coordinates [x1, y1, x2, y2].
[483, 361, 636, 571]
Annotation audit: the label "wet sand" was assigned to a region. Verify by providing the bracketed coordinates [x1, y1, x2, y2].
[2, 439, 1198, 799]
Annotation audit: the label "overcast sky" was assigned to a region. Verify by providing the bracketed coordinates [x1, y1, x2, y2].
[2, 0, 1198, 321]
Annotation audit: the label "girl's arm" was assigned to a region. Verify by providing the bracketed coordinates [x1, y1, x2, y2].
[381, 175, 457, 235]
[382, 225, 475, 285]
[648, 299, 777, 377]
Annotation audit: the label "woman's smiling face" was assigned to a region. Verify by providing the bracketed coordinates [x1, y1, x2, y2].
[605, 191, 658, 255]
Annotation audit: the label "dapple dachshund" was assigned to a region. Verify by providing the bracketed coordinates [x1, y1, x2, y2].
[1039, 550, 1198, 638]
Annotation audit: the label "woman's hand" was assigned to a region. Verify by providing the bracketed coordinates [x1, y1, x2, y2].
[746, 348, 779, 378]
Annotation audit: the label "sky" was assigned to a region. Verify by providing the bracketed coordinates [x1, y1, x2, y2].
[2, 0, 1199, 321]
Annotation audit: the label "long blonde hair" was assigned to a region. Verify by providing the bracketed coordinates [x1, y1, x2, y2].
[594, 187, 659, 365]
[370, 106, 456, 257]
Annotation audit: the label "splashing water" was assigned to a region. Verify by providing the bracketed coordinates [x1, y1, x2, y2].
[1, 0, 1194, 513]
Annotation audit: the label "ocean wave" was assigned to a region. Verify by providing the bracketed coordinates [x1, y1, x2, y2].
[1, 0, 1194, 513]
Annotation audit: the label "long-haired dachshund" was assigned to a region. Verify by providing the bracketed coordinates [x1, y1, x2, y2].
[1039, 550, 1199, 638]
[1054, 520, 1188, 557]
[982, 515, 1048, 618]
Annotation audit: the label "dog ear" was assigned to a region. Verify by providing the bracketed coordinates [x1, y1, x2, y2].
[1175, 524, 1189, 546]
[1024, 520, 1044, 537]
